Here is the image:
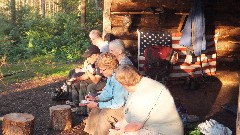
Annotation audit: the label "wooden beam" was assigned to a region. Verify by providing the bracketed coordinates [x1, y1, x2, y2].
[111, 11, 188, 15]
[102, 0, 111, 38]
[237, 82, 240, 135]
[177, 15, 186, 33]
[111, 11, 158, 15]
[110, 0, 192, 12]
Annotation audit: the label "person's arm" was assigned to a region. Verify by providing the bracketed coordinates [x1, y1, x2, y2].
[109, 119, 144, 134]
[85, 70, 102, 84]
[97, 75, 127, 109]
[86, 100, 98, 108]
[76, 73, 89, 81]
[123, 122, 144, 132]
[68, 73, 89, 82]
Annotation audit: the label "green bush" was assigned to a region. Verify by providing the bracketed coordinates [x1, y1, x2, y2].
[0, 0, 103, 62]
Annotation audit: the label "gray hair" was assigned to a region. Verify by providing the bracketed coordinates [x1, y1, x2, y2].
[89, 30, 101, 39]
[109, 39, 125, 53]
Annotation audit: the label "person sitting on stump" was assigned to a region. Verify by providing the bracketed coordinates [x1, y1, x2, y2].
[83, 52, 129, 135]
[68, 29, 109, 80]
[67, 45, 106, 115]
[109, 65, 184, 135]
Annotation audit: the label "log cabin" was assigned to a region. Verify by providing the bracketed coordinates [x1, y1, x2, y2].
[102, 0, 240, 77]
[102, 1, 240, 133]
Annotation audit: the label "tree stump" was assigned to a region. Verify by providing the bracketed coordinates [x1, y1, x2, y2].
[2, 113, 34, 135]
[49, 105, 72, 131]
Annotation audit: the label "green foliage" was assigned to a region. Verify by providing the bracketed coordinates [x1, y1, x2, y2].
[85, 0, 103, 30]
[189, 128, 201, 135]
[60, 0, 80, 14]
[0, 0, 102, 62]
[185, 122, 201, 135]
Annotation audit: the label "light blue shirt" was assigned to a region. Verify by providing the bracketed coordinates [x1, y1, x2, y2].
[97, 73, 128, 109]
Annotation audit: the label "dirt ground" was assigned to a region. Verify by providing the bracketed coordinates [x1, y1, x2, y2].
[0, 61, 239, 135]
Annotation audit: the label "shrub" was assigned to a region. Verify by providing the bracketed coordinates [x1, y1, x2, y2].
[0, 0, 103, 62]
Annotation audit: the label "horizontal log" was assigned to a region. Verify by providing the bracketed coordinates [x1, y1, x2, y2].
[111, 27, 179, 40]
[111, 27, 138, 40]
[110, 0, 240, 13]
[216, 41, 240, 51]
[216, 27, 240, 40]
[111, 13, 183, 29]
[122, 40, 138, 48]
[111, 14, 159, 27]
[217, 50, 240, 57]
[111, 11, 189, 15]
[111, 0, 193, 12]
[205, 0, 240, 13]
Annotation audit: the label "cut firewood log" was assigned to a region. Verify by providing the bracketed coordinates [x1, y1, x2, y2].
[2, 113, 34, 135]
[49, 105, 72, 131]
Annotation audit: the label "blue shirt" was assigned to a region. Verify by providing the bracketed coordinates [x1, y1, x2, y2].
[97, 73, 128, 109]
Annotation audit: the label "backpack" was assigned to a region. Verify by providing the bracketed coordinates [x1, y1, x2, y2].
[51, 88, 68, 101]
[143, 45, 174, 80]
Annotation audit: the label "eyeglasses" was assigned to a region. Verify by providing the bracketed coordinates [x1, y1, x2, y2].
[100, 68, 107, 72]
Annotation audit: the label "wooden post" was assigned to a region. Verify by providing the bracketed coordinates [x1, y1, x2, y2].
[236, 82, 240, 135]
[102, 0, 111, 38]
[49, 105, 72, 131]
[2, 113, 34, 135]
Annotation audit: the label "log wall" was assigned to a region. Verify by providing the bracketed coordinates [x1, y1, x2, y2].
[103, 0, 240, 62]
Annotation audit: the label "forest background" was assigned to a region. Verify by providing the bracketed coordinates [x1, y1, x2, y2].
[0, 0, 103, 84]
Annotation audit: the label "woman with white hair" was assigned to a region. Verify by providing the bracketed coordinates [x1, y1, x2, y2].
[109, 65, 183, 135]
[109, 39, 133, 65]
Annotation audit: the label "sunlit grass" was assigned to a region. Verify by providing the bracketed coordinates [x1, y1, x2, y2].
[0, 56, 83, 84]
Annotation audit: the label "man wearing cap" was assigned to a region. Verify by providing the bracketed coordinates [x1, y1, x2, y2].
[67, 45, 106, 115]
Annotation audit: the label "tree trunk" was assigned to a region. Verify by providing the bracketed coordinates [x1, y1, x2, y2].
[10, 0, 16, 25]
[94, 0, 101, 9]
[80, 0, 86, 28]
[49, 105, 72, 131]
[40, 0, 45, 17]
[2, 113, 34, 135]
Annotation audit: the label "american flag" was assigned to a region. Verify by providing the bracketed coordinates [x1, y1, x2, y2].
[138, 30, 172, 56]
[138, 30, 217, 79]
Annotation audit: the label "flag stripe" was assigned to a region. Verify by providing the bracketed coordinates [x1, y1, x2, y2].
[138, 31, 217, 78]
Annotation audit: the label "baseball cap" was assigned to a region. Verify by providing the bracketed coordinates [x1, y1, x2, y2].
[82, 45, 100, 57]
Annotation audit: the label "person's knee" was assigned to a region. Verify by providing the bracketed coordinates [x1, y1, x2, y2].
[68, 69, 76, 79]
[87, 83, 95, 92]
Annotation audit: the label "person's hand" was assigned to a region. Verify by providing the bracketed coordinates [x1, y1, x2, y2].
[109, 128, 121, 135]
[86, 65, 94, 73]
[83, 60, 89, 69]
[79, 100, 89, 106]
[68, 77, 77, 82]
[86, 101, 98, 108]
[85, 94, 95, 101]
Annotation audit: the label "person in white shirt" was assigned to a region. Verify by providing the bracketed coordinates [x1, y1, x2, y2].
[89, 30, 109, 53]
[109, 65, 184, 135]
